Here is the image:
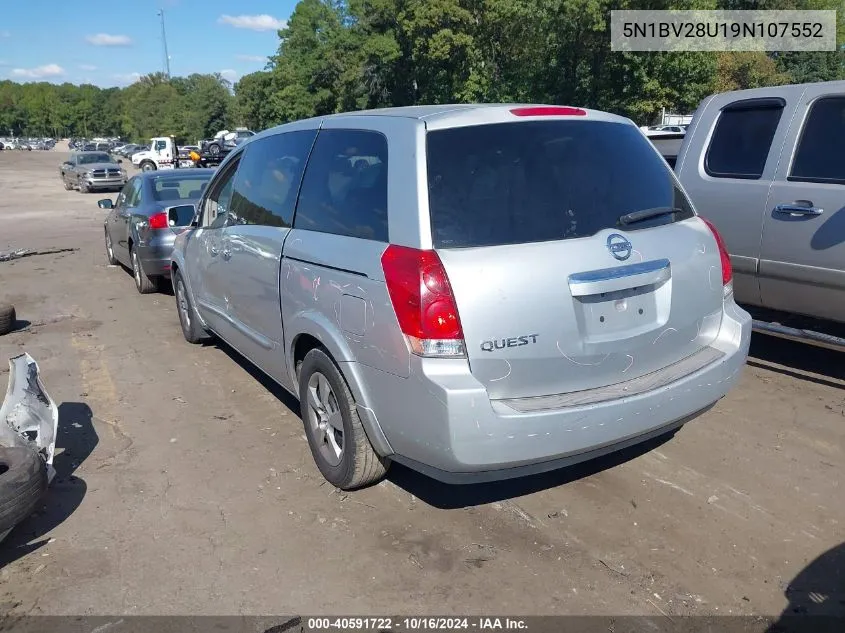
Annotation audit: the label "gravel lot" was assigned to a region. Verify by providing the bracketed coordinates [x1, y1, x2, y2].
[0, 150, 842, 620]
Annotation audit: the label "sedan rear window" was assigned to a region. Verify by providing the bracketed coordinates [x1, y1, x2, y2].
[426, 121, 693, 248]
[152, 176, 210, 202]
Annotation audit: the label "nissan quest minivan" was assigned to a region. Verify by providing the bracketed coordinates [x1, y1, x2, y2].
[170, 104, 752, 489]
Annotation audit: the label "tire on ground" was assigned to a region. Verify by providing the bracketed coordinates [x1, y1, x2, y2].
[131, 247, 159, 294]
[0, 447, 48, 534]
[173, 269, 211, 344]
[0, 304, 15, 336]
[298, 347, 388, 490]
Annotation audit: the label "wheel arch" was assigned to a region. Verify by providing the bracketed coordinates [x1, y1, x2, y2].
[287, 316, 393, 457]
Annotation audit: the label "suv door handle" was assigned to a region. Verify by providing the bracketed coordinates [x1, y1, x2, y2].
[774, 201, 824, 217]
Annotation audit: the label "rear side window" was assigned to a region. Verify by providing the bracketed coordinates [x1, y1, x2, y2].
[293, 129, 388, 242]
[705, 99, 784, 179]
[789, 96, 845, 185]
[426, 121, 693, 249]
[231, 130, 317, 227]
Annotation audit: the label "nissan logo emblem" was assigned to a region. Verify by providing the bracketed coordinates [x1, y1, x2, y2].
[607, 233, 632, 261]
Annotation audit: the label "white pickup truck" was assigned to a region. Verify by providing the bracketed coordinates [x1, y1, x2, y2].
[131, 137, 178, 171]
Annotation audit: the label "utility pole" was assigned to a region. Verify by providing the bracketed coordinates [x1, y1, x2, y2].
[158, 8, 171, 79]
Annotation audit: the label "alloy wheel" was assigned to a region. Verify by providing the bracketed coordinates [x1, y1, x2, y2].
[306, 372, 344, 467]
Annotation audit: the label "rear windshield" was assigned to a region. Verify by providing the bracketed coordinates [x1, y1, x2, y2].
[426, 121, 693, 248]
[152, 175, 210, 202]
[79, 153, 113, 164]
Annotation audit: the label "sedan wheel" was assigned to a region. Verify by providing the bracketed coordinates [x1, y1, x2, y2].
[105, 232, 117, 265]
[131, 248, 158, 294]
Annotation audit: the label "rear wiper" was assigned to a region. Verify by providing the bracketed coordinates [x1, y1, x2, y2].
[618, 206, 682, 226]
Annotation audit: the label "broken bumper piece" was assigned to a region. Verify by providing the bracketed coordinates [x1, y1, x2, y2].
[0, 353, 58, 483]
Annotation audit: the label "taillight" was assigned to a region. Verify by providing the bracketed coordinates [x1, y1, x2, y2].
[700, 217, 733, 291]
[148, 212, 168, 230]
[510, 106, 587, 117]
[380, 245, 465, 358]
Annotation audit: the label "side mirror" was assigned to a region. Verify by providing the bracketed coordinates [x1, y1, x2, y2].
[167, 203, 197, 227]
[117, 159, 123, 164]
[98, 199, 114, 209]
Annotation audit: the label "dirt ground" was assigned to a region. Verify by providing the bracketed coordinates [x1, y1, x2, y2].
[0, 150, 842, 620]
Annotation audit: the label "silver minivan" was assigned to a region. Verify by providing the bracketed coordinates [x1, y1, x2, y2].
[171, 104, 751, 489]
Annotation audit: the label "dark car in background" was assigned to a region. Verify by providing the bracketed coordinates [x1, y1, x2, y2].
[100, 169, 215, 294]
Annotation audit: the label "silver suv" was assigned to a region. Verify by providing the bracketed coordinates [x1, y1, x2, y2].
[171, 104, 751, 490]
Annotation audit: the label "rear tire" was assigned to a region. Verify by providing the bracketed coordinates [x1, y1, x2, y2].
[173, 270, 210, 344]
[0, 304, 15, 336]
[0, 447, 48, 534]
[131, 247, 159, 294]
[299, 348, 388, 490]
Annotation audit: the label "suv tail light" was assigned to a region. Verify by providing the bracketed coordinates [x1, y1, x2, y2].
[148, 212, 169, 230]
[700, 217, 733, 293]
[381, 245, 466, 358]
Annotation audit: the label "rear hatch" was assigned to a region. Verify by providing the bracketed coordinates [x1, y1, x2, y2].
[426, 117, 725, 400]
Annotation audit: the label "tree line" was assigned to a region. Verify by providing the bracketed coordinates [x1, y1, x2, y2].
[2, 0, 843, 141]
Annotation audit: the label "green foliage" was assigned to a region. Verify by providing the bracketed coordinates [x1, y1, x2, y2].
[0, 72, 235, 142]
[239, 0, 840, 127]
[4, 0, 844, 135]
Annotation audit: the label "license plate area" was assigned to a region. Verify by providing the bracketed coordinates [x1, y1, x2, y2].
[574, 284, 662, 343]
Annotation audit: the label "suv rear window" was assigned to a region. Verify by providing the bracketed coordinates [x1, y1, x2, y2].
[426, 121, 693, 249]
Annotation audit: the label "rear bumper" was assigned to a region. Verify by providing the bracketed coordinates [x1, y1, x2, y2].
[137, 237, 176, 277]
[357, 298, 751, 482]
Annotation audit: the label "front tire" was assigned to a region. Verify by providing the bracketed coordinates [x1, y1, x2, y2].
[173, 270, 210, 344]
[140, 161, 156, 172]
[131, 247, 159, 294]
[299, 348, 388, 490]
[104, 230, 118, 265]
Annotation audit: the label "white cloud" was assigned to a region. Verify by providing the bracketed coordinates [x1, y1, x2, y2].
[86, 33, 132, 46]
[11, 64, 65, 79]
[79, 64, 97, 71]
[236, 54, 267, 62]
[114, 72, 142, 84]
[218, 14, 286, 31]
[219, 69, 238, 83]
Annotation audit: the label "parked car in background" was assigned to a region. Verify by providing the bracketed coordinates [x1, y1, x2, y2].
[61, 151, 126, 193]
[100, 169, 215, 294]
[117, 144, 141, 158]
[171, 104, 751, 490]
[675, 80, 845, 350]
[200, 128, 255, 156]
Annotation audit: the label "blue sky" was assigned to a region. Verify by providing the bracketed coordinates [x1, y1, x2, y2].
[0, 0, 297, 87]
